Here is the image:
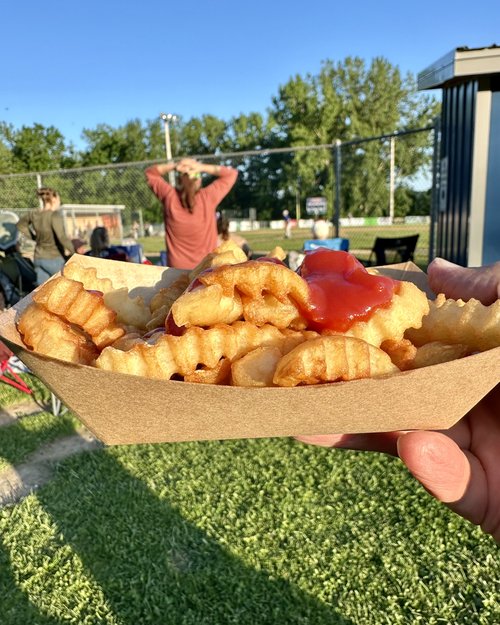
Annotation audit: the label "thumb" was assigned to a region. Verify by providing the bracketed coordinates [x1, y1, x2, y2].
[397, 431, 488, 527]
[427, 257, 500, 305]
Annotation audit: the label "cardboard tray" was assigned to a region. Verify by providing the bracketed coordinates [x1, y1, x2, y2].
[0, 254, 498, 445]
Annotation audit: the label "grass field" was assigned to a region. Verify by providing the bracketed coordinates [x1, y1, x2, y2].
[139, 223, 431, 268]
[1, 376, 500, 624]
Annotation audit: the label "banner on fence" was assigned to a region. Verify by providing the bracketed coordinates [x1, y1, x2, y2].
[305, 197, 328, 216]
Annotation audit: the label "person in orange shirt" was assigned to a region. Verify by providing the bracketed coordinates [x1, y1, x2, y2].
[145, 158, 238, 270]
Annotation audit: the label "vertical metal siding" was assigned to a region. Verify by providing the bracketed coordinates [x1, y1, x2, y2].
[437, 80, 477, 264]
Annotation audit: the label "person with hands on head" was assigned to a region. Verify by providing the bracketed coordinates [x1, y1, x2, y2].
[297, 257, 500, 542]
[144, 158, 238, 270]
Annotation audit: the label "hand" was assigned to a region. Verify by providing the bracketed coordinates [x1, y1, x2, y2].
[176, 159, 222, 177]
[297, 384, 500, 541]
[176, 158, 200, 175]
[428, 257, 500, 306]
[297, 258, 500, 542]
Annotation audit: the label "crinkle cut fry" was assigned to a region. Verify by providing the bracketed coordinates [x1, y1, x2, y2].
[241, 292, 307, 330]
[63, 263, 114, 293]
[65, 263, 152, 329]
[382, 337, 470, 370]
[171, 284, 243, 328]
[149, 274, 191, 314]
[405, 293, 500, 352]
[198, 261, 312, 310]
[95, 321, 288, 380]
[146, 273, 191, 331]
[273, 335, 400, 387]
[184, 358, 232, 385]
[33, 275, 125, 348]
[17, 303, 99, 365]
[188, 240, 248, 281]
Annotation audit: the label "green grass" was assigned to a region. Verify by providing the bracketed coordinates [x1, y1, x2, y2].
[0, 430, 499, 624]
[138, 224, 430, 268]
[0, 376, 81, 470]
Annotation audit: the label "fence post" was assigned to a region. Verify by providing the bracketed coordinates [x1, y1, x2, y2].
[389, 135, 395, 223]
[36, 173, 43, 208]
[333, 139, 341, 237]
[429, 116, 441, 264]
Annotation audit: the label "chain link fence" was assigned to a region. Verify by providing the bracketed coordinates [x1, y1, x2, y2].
[0, 126, 436, 263]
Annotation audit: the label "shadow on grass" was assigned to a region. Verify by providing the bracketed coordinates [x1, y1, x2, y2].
[1, 449, 352, 625]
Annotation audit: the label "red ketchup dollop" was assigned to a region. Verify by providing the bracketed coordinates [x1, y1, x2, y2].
[298, 249, 398, 332]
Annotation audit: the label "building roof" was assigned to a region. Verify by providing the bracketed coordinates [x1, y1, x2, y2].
[418, 45, 500, 90]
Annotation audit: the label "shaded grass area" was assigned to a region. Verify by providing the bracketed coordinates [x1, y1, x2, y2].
[1, 435, 499, 624]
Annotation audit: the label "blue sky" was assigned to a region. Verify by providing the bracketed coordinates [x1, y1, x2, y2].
[2, 0, 499, 149]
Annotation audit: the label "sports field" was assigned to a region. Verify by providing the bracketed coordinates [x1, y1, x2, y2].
[140, 223, 431, 268]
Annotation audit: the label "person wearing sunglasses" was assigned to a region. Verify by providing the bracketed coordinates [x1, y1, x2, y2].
[145, 158, 238, 270]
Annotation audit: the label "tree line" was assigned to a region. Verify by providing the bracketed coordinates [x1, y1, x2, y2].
[0, 57, 439, 224]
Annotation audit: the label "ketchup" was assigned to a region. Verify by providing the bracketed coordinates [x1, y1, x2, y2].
[298, 249, 398, 332]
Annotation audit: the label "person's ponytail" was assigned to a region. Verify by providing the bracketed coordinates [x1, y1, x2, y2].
[178, 176, 197, 213]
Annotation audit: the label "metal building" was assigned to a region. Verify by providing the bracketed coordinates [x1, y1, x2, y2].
[418, 45, 500, 266]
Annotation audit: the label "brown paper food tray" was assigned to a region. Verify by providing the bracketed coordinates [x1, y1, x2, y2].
[0, 254, 498, 445]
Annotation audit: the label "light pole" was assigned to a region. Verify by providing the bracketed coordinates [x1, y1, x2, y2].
[160, 112, 178, 185]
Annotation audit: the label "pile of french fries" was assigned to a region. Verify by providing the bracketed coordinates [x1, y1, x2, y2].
[16, 241, 500, 387]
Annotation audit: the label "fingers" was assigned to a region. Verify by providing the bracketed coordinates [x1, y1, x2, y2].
[177, 158, 198, 169]
[176, 159, 201, 177]
[397, 431, 488, 527]
[428, 257, 500, 305]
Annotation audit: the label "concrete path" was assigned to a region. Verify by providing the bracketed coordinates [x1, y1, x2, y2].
[0, 400, 45, 426]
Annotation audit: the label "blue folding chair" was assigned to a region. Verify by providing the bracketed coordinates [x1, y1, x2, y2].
[303, 238, 350, 252]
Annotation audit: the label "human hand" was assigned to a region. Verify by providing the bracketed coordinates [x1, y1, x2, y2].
[428, 257, 500, 306]
[176, 158, 200, 175]
[297, 384, 500, 541]
[297, 258, 500, 541]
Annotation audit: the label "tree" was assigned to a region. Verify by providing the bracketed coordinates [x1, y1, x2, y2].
[0, 56, 439, 222]
[178, 114, 229, 156]
[269, 57, 439, 218]
[0, 122, 77, 173]
[223, 113, 280, 219]
[0, 134, 16, 175]
[80, 119, 151, 166]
